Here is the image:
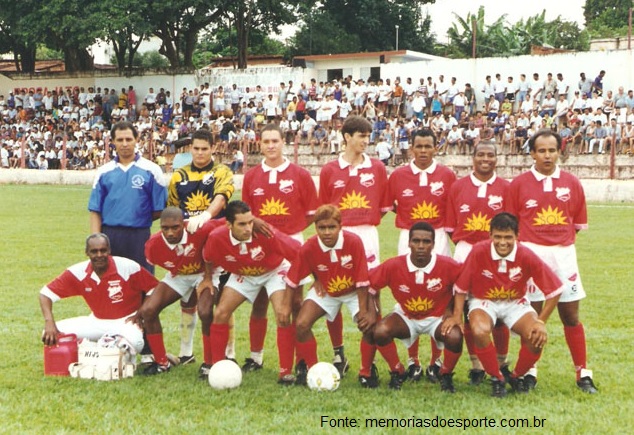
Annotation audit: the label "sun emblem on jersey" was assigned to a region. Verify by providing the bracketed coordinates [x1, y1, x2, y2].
[404, 296, 434, 313]
[178, 263, 201, 275]
[463, 212, 491, 232]
[410, 201, 439, 220]
[185, 191, 211, 212]
[339, 191, 370, 210]
[533, 206, 568, 226]
[239, 266, 267, 276]
[485, 286, 519, 301]
[259, 198, 290, 216]
[327, 275, 353, 294]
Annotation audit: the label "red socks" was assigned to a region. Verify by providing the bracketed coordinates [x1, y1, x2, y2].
[277, 326, 295, 377]
[249, 317, 268, 353]
[429, 337, 442, 366]
[209, 323, 229, 364]
[475, 343, 503, 380]
[407, 337, 420, 365]
[202, 334, 213, 365]
[296, 337, 318, 368]
[440, 348, 462, 375]
[359, 339, 377, 377]
[492, 324, 510, 359]
[564, 323, 587, 379]
[146, 333, 168, 366]
[327, 311, 344, 348]
[377, 342, 404, 374]
[512, 343, 542, 378]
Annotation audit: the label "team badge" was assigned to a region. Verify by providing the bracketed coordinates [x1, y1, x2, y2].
[279, 179, 294, 194]
[202, 173, 215, 185]
[556, 187, 571, 202]
[131, 174, 145, 189]
[107, 280, 123, 303]
[509, 266, 523, 282]
[340, 255, 353, 269]
[488, 195, 503, 210]
[250, 246, 265, 261]
[430, 181, 444, 196]
[426, 277, 442, 292]
[359, 173, 375, 187]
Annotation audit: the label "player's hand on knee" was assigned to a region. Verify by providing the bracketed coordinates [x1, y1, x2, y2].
[528, 321, 547, 349]
[441, 315, 463, 336]
[125, 312, 143, 328]
[277, 306, 292, 327]
[196, 278, 215, 298]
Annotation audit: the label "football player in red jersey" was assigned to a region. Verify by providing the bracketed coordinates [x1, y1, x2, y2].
[371, 222, 463, 392]
[508, 130, 597, 393]
[445, 141, 511, 385]
[448, 212, 563, 397]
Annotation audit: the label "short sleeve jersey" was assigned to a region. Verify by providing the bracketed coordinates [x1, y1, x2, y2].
[40, 256, 158, 319]
[88, 155, 167, 228]
[454, 240, 563, 301]
[285, 231, 369, 297]
[388, 160, 456, 230]
[370, 253, 460, 319]
[445, 173, 510, 244]
[242, 159, 319, 234]
[319, 154, 391, 227]
[203, 226, 301, 276]
[507, 166, 587, 246]
[168, 160, 234, 219]
[145, 220, 223, 277]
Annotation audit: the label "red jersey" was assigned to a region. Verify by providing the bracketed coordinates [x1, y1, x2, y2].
[145, 220, 223, 277]
[388, 160, 456, 230]
[242, 159, 319, 234]
[370, 253, 460, 319]
[202, 226, 301, 276]
[445, 173, 510, 244]
[454, 240, 563, 301]
[319, 154, 391, 226]
[285, 231, 369, 297]
[508, 166, 587, 246]
[40, 256, 158, 320]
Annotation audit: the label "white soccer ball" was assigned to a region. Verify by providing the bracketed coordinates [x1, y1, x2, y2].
[208, 359, 242, 390]
[307, 362, 341, 391]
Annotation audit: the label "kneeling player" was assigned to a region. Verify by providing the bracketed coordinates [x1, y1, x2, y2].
[371, 222, 463, 392]
[448, 213, 562, 397]
[285, 205, 403, 389]
[198, 201, 301, 384]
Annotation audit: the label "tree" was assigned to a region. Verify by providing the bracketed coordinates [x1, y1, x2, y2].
[289, 10, 362, 56]
[446, 7, 507, 58]
[584, 0, 632, 37]
[0, 0, 40, 72]
[101, 0, 153, 70]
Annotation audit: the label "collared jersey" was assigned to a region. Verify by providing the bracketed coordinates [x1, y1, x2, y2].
[40, 256, 158, 319]
[388, 160, 456, 230]
[242, 160, 318, 234]
[88, 155, 167, 228]
[202, 226, 301, 276]
[508, 167, 587, 246]
[285, 231, 369, 297]
[370, 253, 460, 319]
[445, 173, 510, 244]
[145, 219, 223, 277]
[454, 240, 563, 301]
[319, 154, 391, 226]
[168, 160, 234, 218]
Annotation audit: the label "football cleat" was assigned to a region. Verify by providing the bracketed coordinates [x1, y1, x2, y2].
[425, 363, 440, 383]
[179, 355, 196, 366]
[439, 372, 456, 393]
[139, 353, 154, 366]
[388, 371, 407, 390]
[242, 358, 263, 373]
[524, 374, 538, 390]
[198, 363, 212, 380]
[407, 363, 423, 382]
[295, 360, 308, 386]
[333, 354, 350, 377]
[468, 369, 486, 386]
[491, 377, 507, 398]
[278, 374, 296, 386]
[358, 364, 380, 389]
[500, 364, 512, 383]
[143, 361, 171, 375]
[577, 372, 598, 394]
[508, 376, 528, 394]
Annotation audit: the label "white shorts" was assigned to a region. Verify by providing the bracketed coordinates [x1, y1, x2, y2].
[521, 242, 586, 303]
[288, 232, 311, 286]
[161, 273, 203, 303]
[393, 303, 444, 349]
[225, 262, 289, 303]
[55, 313, 144, 353]
[453, 240, 474, 264]
[343, 225, 380, 269]
[399, 141, 410, 150]
[468, 297, 535, 330]
[398, 228, 452, 257]
[305, 288, 359, 322]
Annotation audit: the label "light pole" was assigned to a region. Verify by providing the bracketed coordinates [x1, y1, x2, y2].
[395, 24, 399, 51]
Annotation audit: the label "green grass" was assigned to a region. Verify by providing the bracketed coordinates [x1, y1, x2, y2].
[1, 184, 633, 434]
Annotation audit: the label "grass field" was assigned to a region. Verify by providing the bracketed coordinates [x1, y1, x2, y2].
[1, 184, 633, 434]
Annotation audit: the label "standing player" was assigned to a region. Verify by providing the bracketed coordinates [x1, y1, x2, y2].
[508, 129, 597, 393]
[319, 115, 391, 385]
[40, 234, 158, 354]
[285, 205, 402, 389]
[137, 208, 223, 375]
[371, 222, 463, 392]
[387, 128, 456, 382]
[445, 141, 511, 385]
[167, 128, 234, 366]
[198, 201, 301, 384]
[241, 123, 340, 374]
[448, 213, 563, 397]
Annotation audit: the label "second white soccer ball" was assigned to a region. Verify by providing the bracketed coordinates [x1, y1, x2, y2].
[208, 359, 243, 390]
[307, 362, 341, 391]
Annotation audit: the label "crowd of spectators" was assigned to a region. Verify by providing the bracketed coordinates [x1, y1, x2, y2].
[2, 69, 633, 172]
